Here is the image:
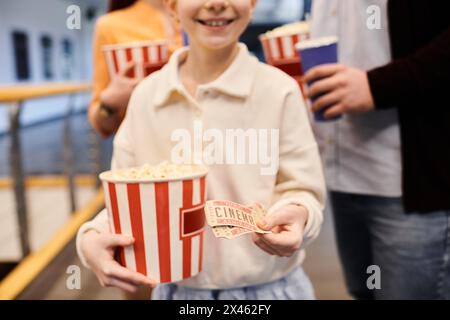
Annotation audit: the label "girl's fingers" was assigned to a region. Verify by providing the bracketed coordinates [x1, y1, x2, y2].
[252, 234, 281, 256]
[107, 263, 156, 287]
[105, 277, 139, 293]
[119, 61, 136, 76]
[259, 235, 286, 256]
[102, 234, 134, 248]
[123, 77, 140, 87]
[258, 230, 301, 254]
[258, 215, 284, 232]
[254, 238, 277, 255]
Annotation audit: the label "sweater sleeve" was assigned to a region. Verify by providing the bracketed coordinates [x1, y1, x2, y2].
[88, 17, 113, 136]
[76, 89, 139, 268]
[367, 27, 450, 110]
[268, 79, 326, 249]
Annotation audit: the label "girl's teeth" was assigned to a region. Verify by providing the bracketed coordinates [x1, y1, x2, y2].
[206, 21, 227, 27]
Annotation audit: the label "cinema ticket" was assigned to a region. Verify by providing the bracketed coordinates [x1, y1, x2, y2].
[205, 200, 271, 238]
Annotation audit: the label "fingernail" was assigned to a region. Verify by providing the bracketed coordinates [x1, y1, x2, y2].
[259, 219, 268, 229]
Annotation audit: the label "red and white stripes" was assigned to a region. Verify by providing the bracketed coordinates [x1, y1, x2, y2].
[260, 33, 310, 65]
[260, 32, 310, 93]
[103, 176, 206, 283]
[103, 41, 169, 81]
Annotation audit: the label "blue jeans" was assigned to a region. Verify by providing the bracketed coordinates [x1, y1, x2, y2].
[152, 267, 315, 300]
[330, 192, 450, 300]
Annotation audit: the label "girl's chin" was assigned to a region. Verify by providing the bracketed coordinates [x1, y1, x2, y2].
[197, 37, 237, 50]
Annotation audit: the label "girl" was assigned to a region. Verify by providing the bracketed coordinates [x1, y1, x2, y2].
[90, 0, 182, 137]
[78, 0, 325, 300]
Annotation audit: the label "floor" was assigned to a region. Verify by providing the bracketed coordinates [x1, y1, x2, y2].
[1, 113, 351, 300]
[303, 207, 351, 300]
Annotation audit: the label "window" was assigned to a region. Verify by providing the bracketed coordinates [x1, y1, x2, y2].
[12, 31, 31, 80]
[303, 0, 312, 20]
[40, 35, 54, 80]
[252, 0, 304, 24]
[61, 38, 74, 79]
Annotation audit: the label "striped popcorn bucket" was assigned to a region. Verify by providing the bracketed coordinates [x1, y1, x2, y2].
[99, 169, 208, 283]
[102, 40, 169, 81]
[259, 30, 310, 91]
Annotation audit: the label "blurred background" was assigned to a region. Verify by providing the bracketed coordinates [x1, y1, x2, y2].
[0, 0, 349, 300]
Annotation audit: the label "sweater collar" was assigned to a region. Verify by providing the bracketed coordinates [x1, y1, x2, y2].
[154, 43, 258, 107]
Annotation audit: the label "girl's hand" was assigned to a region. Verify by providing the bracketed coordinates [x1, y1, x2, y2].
[100, 62, 140, 120]
[303, 64, 375, 119]
[252, 204, 308, 257]
[81, 230, 157, 293]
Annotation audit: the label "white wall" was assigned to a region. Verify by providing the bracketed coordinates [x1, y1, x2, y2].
[0, 0, 107, 133]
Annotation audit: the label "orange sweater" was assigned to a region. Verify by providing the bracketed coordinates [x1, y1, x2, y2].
[90, 0, 182, 128]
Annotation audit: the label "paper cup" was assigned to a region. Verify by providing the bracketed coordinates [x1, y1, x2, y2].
[102, 40, 169, 81]
[99, 166, 208, 283]
[296, 36, 341, 122]
[259, 22, 310, 91]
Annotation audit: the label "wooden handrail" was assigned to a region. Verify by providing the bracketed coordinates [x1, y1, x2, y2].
[0, 175, 97, 189]
[0, 82, 91, 103]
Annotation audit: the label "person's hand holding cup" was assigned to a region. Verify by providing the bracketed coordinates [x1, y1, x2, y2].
[297, 37, 342, 122]
[303, 64, 376, 119]
[100, 61, 140, 121]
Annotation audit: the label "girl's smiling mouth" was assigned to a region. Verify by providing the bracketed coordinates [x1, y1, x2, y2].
[195, 18, 237, 28]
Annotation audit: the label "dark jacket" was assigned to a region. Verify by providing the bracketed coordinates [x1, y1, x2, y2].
[367, 1, 450, 213]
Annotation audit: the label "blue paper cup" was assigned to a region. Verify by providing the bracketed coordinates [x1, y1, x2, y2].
[296, 37, 341, 122]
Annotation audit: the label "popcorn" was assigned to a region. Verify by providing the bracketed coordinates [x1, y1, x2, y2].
[264, 21, 310, 38]
[102, 162, 208, 181]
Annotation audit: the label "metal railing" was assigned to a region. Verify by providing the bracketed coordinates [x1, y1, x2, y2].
[0, 82, 94, 258]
